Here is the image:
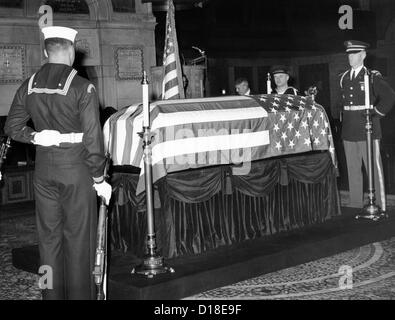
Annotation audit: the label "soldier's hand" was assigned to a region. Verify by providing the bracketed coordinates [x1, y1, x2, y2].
[33, 130, 61, 147]
[93, 181, 112, 205]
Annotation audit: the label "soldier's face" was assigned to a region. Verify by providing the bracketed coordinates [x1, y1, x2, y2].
[274, 73, 289, 87]
[348, 51, 365, 68]
[235, 81, 249, 95]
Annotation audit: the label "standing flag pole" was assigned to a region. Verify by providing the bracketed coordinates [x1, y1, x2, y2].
[356, 70, 387, 221]
[131, 71, 175, 278]
[162, 0, 184, 100]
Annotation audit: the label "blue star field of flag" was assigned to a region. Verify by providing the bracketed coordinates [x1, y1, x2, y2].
[250, 94, 337, 167]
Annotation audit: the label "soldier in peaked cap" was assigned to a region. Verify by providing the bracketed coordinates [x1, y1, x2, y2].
[334, 40, 395, 212]
[5, 26, 112, 300]
[270, 65, 298, 95]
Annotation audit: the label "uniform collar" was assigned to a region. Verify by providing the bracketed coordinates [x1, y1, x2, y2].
[351, 65, 364, 79]
[28, 63, 77, 96]
[276, 86, 290, 94]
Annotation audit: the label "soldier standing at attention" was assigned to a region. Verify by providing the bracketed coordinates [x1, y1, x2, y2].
[270, 65, 298, 95]
[335, 40, 395, 213]
[5, 26, 112, 299]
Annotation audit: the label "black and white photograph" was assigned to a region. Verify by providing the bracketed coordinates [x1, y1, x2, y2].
[1, 0, 395, 312]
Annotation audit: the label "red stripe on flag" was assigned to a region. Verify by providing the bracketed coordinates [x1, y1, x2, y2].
[162, 0, 184, 100]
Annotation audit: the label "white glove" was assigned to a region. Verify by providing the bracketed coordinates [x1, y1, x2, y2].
[33, 130, 61, 147]
[93, 181, 112, 205]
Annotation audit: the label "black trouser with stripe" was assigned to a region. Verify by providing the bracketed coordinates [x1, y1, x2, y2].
[343, 140, 386, 211]
[33, 149, 97, 300]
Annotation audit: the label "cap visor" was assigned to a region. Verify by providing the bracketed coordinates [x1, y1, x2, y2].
[346, 50, 364, 54]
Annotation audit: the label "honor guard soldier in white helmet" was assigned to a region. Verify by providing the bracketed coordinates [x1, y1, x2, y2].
[335, 39, 395, 213]
[5, 26, 112, 300]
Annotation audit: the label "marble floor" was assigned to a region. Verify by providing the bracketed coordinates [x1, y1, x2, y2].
[1, 214, 395, 300]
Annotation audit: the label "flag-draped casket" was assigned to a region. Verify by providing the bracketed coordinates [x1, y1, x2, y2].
[104, 94, 340, 258]
[104, 94, 337, 193]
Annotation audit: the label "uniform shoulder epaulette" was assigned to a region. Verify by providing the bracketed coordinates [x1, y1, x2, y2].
[370, 70, 382, 77]
[87, 83, 96, 93]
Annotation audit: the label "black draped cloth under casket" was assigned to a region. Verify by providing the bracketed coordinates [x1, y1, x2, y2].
[104, 94, 340, 258]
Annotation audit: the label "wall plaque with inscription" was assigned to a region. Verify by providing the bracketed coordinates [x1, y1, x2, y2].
[0, 45, 25, 83]
[115, 47, 143, 80]
[44, 0, 89, 14]
[75, 29, 100, 66]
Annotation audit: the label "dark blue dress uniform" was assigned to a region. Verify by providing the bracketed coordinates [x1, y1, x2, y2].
[339, 67, 395, 141]
[5, 63, 106, 299]
[337, 56, 395, 210]
[273, 86, 298, 95]
[270, 65, 298, 95]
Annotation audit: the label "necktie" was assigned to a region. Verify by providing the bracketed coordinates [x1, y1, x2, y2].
[351, 70, 355, 81]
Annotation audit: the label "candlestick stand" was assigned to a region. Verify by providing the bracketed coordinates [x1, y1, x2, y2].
[267, 73, 272, 94]
[131, 73, 175, 278]
[356, 73, 387, 221]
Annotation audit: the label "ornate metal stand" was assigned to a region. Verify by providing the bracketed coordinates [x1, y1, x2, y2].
[131, 73, 175, 277]
[355, 84, 387, 221]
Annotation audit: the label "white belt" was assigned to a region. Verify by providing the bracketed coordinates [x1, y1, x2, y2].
[344, 105, 372, 111]
[58, 132, 83, 143]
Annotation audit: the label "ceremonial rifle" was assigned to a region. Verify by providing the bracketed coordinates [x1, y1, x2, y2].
[0, 137, 11, 181]
[93, 153, 111, 300]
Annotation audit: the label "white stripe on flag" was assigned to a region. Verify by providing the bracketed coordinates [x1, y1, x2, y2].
[148, 130, 270, 166]
[163, 69, 178, 83]
[164, 53, 176, 65]
[164, 86, 179, 99]
[129, 114, 144, 165]
[115, 104, 140, 163]
[151, 107, 268, 131]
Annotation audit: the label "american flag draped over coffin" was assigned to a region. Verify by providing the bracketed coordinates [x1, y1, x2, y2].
[103, 94, 337, 194]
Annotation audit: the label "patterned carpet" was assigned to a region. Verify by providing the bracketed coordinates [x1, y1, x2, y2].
[185, 238, 395, 300]
[0, 215, 41, 300]
[1, 214, 395, 300]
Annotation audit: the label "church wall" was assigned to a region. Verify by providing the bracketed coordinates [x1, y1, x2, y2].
[211, 47, 395, 120]
[0, 18, 42, 116]
[0, 0, 156, 116]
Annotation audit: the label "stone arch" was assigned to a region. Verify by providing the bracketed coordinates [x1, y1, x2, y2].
[85, 0, 112, 21]
[34, 0, 113, 21]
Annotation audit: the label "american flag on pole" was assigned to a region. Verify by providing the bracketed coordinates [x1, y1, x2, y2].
[162, 0, 185, 99]
[104, 94, 337, 195]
